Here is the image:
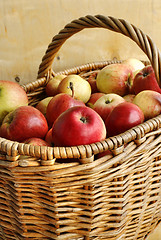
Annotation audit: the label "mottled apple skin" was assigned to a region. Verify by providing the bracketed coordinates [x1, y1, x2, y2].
[96, 63, 133, 96]
[52, 106, 106, 147]
[105, 102, 144, 137]
[133, 90, 161, 120]
[0, 106, 48, 142]
[133, 65, 161, 94]
[87, 92, 105, 109]
[23, 137, 50, 146]
[46, 93, 85, 128]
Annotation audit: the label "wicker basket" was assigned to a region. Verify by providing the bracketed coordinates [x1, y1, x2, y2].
[1, 15, 161, 240]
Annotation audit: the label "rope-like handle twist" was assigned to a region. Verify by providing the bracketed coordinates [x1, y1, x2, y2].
[37, 14, 161, 85]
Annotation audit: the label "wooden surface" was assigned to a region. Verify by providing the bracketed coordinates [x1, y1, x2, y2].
[0, 0, 161, 85]
[0, 0, 161, 239]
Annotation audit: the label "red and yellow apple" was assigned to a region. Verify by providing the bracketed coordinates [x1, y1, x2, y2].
[96, 63, 133, 96]
[0, 106, 48, 142]
[133, 90, 161, 120]
[23, 137, 51, 146]
[93, 93, 125, 121]
[45, 74, 66, 96]
[0, 80, 28, 124]
[87, 92, 105, 108]
[36, 97, 52, 117]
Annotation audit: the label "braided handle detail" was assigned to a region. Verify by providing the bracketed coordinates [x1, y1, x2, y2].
[37, 14, 161, 84]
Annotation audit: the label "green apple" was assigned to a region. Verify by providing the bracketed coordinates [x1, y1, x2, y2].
[0, 80, 28, 124]
[57, 74, 91, 103]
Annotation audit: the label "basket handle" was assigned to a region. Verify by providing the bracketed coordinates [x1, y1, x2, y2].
[37, 14, 161, 85]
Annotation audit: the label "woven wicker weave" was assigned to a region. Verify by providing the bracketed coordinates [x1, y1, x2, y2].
[0, 15, 161, 240]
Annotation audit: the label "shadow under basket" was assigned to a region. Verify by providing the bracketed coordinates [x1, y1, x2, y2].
[1, 15, 161, 240]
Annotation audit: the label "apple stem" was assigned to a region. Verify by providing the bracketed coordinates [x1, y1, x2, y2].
[80, 116, 87, 123]
[69, 82, 74, 98]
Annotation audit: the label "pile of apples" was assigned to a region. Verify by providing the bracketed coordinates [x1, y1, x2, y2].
[0, 58, 161, 148]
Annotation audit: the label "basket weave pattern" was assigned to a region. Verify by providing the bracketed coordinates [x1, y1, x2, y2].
[0, 15, 161, 239]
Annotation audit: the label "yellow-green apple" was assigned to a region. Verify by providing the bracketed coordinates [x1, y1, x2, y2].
[46, 93, 85, 128]
[123, 94, 135, 103]
[36, 97, 52, 117]
[23, 137, 51, 146]
[132, 65, 161, 94]
[0, 80, 28, 124]
[52, 105, 106, 147]
[133, 90, 161, 120]
[123, 58, 145, 76]
[87, 92, 105, 108]
[58, 74, 91, 103]
[45, 74, 66, 96]
[96, 63, 133, 96]
[105, 102, 144, 137]
[93, 93, 125, 121]
[45, 128, 53, 146]
[0, 106, 48, 142]
[87, 71, 98, 93]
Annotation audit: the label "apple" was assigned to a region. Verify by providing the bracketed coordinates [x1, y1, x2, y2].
[96, 63, 133, 96]
[0, 106, 48, 142]
[123, 94, 135, 103]
[133, 90, 161, 120]
[57, 74, 91, 103]
[132, 65, 161, 94]
[87, 71, 98, 93]
[52, 105, 106, 147]
[46, 93, 85, 128]
[45, 128, 53, 146]
[93, 93, 125, 121]
[0, 80, 28, 124]
[105, 102, 144, 137]
[36, 97, 52, 117]
[87, 92, 105, 108]
[23, 137, 51, 146]
[123, 58, 145, 76]
[45, 74, 66, 96]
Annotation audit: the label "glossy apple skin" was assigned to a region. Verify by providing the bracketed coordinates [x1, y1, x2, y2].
[133, 65, 161, 94]
[45, 74, 66, 96]
[36, 97, 53, 117]
[0, 80, 28, 124]
[23, 137, 51, 146]
[0, 106, 48, 142]
[93, 93, 125, 121]
[96, 63, 133, 96]
[133, 90, 161, 120]
[57, 74, 91, 103]
[45, 128, 53, 146]
[52, 106, 106, 147]
[105, 102, 144, 137]
[87, 92, 105, 109]
[46, 93, 85, 128]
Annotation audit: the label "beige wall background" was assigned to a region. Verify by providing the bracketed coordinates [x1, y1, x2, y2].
[1, 0, 161, 85]
[0, 0, 161, 239]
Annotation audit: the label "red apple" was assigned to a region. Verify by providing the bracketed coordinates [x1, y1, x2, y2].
[46, 93, 85, 128]
[36, 97, 52, 117]
[96, 63, 133, 96]
[23, 137, 51, 146]
[133, 90, 161, 120]
[0, 80, 28, 124]
[123, 94, 135, 103]
[52, 106, 106, 147]
[87, 92, 105, 108]
[93, 93, 125, 121]
[45, 128, 53, 146]
[87, 71, 98, 93]
[105, 102, 144, 137]
[45, 74, 66, 96]
[132, 65, 161, 94]
[0, 106, 48, 142]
